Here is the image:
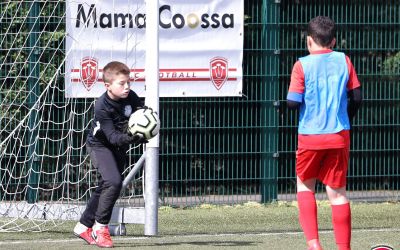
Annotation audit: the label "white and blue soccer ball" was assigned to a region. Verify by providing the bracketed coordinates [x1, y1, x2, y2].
[128, 108, 160, 140]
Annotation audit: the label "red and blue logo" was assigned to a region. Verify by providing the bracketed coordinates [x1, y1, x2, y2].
[371, 245, 393, 250]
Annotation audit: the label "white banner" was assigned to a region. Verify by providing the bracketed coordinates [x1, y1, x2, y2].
[65, 0, 243, 98]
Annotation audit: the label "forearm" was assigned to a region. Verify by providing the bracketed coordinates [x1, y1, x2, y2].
[102, 122, 147, 146]
[98, 119, 133, 147]
[287, 100, 301, 110]
[347, 87, 362, 120]
[106, 131, 133, 147]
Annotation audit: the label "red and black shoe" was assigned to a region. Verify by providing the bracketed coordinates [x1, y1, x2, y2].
[92, 226, 114, 248]
[74, 227, 96, 245]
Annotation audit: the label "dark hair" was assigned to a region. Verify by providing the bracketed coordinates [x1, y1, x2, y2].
[102, 61, 130, 83]
[307, 16, 336, 47]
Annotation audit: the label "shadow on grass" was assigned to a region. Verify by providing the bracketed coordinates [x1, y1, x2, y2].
[117, 240, 261, 248]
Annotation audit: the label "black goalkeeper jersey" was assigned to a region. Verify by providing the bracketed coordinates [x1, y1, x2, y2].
[86, 90, 143, 149]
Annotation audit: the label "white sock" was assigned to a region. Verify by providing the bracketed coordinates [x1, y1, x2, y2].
[93, 221, 107, 232]
[73, 222, 88, 234]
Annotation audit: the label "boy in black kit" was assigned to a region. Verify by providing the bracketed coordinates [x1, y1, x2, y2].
[73, 61, 147, 248]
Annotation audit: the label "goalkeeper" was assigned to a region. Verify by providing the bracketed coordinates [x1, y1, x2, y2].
[73, 61, 147, 248]
[287, 16, 362, 250]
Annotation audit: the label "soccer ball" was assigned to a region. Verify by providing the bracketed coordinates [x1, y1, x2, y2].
[128, 108, 160, 140]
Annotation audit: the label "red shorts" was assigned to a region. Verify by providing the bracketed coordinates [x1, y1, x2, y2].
[296, 147, 349, 188]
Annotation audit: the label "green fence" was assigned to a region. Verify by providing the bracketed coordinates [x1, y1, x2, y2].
[159, 0, 400, 204]
[0, 1, 399, 207]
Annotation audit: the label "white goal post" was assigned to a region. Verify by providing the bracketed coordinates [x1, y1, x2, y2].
[0, 0, 159, 234]
[143, 0, 160, 236]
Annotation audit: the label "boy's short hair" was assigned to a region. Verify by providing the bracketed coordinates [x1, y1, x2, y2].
[102, 61, 130, 84]
[307, 16, 336, 47]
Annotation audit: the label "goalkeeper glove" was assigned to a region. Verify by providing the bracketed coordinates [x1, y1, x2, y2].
[138, 105, 152, 111]
[129, 134, 148, 144]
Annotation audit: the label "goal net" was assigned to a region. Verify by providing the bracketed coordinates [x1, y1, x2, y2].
[0, 0, 146, 232]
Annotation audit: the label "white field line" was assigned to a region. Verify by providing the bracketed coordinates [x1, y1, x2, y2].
[1, 228, 400, 245]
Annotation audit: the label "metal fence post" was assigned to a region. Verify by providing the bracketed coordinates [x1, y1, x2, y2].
[260, 0, 279, 203]
[27, 1, 41, 204]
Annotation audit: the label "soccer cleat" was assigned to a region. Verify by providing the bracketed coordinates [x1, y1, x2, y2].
[74, 227, 96, 245]
[92, 226, 114, 248]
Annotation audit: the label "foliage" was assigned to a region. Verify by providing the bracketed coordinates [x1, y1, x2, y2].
[382, 51, 400, 75]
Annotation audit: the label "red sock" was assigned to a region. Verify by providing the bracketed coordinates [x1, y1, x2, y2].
[297, 191, 319, 242]
[331, 203, 351, 250]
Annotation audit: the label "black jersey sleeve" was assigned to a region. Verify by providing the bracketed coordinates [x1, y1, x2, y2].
[287, 100, 301, 109]
[94, 108, 134, 147]
[347, 86, 362, 120]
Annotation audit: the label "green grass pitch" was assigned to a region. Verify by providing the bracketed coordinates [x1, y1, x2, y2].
[0, 201, 399, 249]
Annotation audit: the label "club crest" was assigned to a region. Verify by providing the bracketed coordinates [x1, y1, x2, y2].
[124, 105, 132, 117]
[210, 57, 228, 90]
[80, 57, 99, 91]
